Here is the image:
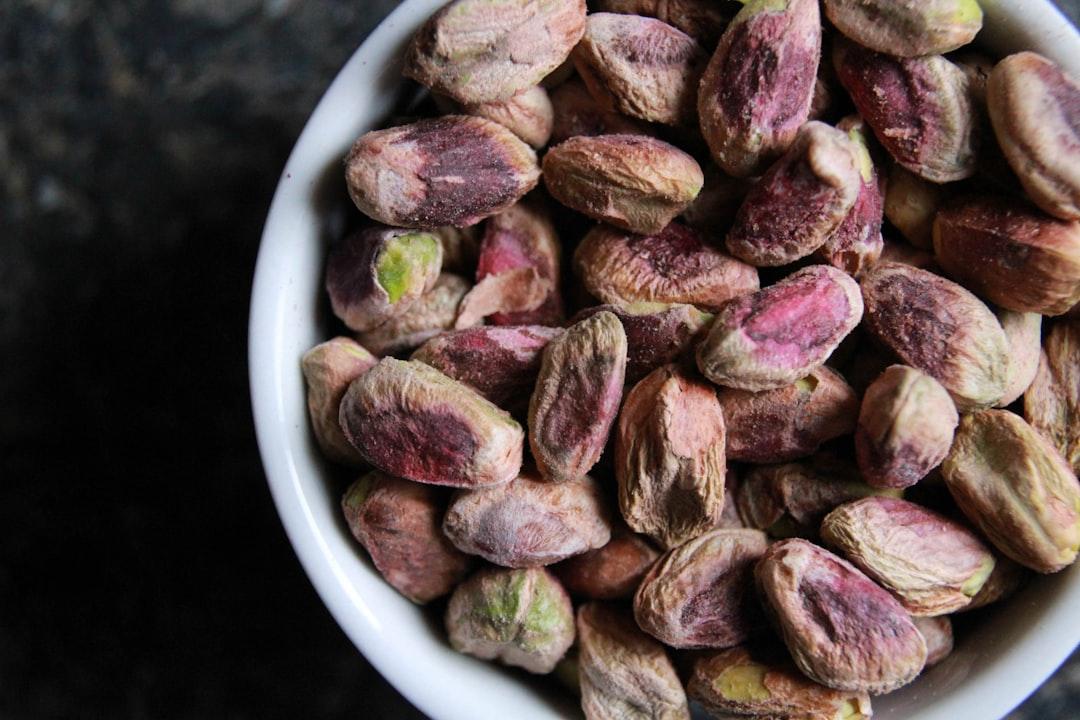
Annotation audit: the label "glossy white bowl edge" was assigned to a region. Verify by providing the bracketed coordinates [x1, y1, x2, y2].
[249, 2, 1080, 718]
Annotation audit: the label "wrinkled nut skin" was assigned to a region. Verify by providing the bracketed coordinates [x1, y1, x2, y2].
[572, 302, 713, 384]
[345, 115, 540, 229]
[996, 310, 1042, 408]
[596, 0, 730, 46]
[820, 496, 995, 616]
[543, 134, 704, 235]
[548, 79, 653, 146]
[633, 529, 769, 649]
[833, 39, 977, 183]
[914, 616, 954, 668]
[616, 364, 727, 549]
[817, 117, 886, 276]
[884, 163, 946, 250]
[411, 325, 562, 408]
[341, 472, 470, 604]
[855, 365, 959, 490]
[1025, 320, 1080, 473]
[463, 85, 555, 150]
[942, 409, 1080, 574]
[681, 164, 749, 234]
[933, 196, 1080, 316]
[446, 566, 574, 674]
[554, 524, 660, 600]
[301, 338, 377, 466]
[696, 265, 864, 392]
[404, 0, 587, 105]
[859, 262, 1010, 411]
[824, 0, 982, 57]
[718, 365, 858, 464]
[573, 13, 706, 127]
[357, 273, 470, 356]
[688, 646, 872, 720]
[577, 603, 690, 720]
[726, 121, 862, 267]
[443, 469, 612, 568]
[698, 0, 821, 178]
[325, 225, 442, 333]
[475, 200, 563, 326]
[340, 359, 523, 488]
[454, 266, 552, 329]
[738, 459, 898, 540]
[988, 52, 1080, 221]
[529, 312, 628, 482]
[960, 554, 1027, 611]
[574, 223, 758, 313]
[754, 538, 928, 694]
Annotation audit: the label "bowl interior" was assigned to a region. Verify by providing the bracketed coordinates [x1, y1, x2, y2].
[249, 2, 1080, 718]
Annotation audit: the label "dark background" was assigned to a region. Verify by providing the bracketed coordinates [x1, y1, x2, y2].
[2, 1, 1078, 718]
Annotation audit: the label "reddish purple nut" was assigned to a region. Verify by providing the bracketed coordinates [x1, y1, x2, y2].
[553, 523, 660, 600]
[342, 471, 471, 604]
[339, 358, 524, 488]
[696, 265, 864, 391]
[726, 121, 862, 267]
[411, 325, 562, 409]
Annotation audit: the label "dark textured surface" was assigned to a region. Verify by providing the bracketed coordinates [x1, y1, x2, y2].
[1, 1, 1078, 718]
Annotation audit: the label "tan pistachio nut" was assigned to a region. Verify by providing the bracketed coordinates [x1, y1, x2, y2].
[698, 0, 821, 178]
[823, 0, 982, 57]
[548, 78, 654, 146]
[988, 52, 1080, 221]
[431, 225, 480, 275]
[616, 364, 727, 549]
[443, 468, 612, 568]
[462, 85, 555, 149]
[324, 225, 442, 333]
[884, 162, 947, 250]
[859, 262, 1010, 411]
[933, 195, 1080, 316]
[820, 496, 995, 616]
[553, 523, 660, 601]
[833, 38, 977, 183]
[726, 120, 862, 267]
[855, 365, 959, 490]
[529, 311, 628, 482]
[574, 221, 758, 312]
[446, 566, 575, 674]
[572, 12, 707, 127]
[688, 645, 872, 720]
[1025, 320, 1080, 474]
[543, 134, 704, 235]
[633, 528, 769, 649]
[345, 115, 540, 229]
[718, 365, 858, 464]
[339, 358, 523, 488]
[958, 554, 1028, 611]
[301, 337, 377, 466]
[404, 0, 587, 105]
[342, 471, 471, 604]
[942, 409, 1080, 573]
[996, 309, 1042, 408]
[696, 265, 863, 392]
[914, 616, 954, 669]
[577, 602, 690, 720]
[755, 538, 928, 694]
[357, 272, 470, 356]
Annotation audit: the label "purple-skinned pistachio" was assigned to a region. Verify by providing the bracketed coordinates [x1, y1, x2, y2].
[595, 0, 731, 46]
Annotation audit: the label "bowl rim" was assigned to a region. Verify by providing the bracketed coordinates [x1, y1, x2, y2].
[249, 1, 1080, 718]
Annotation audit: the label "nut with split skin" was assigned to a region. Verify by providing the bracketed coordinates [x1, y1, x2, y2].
[696, 264, 864, 392]
[446, 566, 575, 674]
[301, 337, 377, 466]
[633, 528, 769, 649]
[754, 538, 928, 694]
[543, 134, 704, 235]
[324, 225, 442, 333]
[688, 645, 872, 720]
[342, 471, 471, 604]
[577, 602, 690, 720]
[820, 496, 996, 616]
[345, 115, 540, 229]
[339, 358, 524, 489]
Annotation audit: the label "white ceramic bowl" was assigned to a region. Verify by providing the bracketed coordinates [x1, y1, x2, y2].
[249, 2, 1080, 717]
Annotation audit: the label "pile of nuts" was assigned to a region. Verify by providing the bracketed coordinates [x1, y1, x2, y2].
[301, 0, 1080, 717]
